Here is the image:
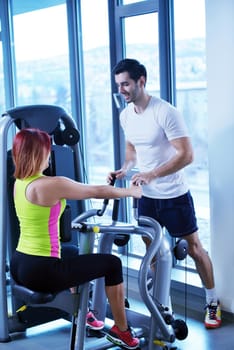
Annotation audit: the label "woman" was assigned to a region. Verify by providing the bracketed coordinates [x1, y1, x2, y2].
[10, 128, 141, 350]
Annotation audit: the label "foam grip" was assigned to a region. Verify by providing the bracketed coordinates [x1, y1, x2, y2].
[53, 126, 65, 145]
[53, 116, 80, 146]
[172, 319, 188, 340]
[62, 127, 80, 145]
[114, 234, 130, 247]
[173, 239, 188, 260]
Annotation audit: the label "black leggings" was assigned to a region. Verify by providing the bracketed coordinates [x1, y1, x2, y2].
[10, 246, 123, 293]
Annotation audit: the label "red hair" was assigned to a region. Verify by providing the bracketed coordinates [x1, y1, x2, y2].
[12, 128, 51, 179]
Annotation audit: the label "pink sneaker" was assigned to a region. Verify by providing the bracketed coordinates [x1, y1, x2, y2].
[86, 311, 104, 330]
[106, 325, 139, 349]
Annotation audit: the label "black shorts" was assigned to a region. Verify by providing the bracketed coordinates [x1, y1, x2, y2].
[10, 247, 123, 293]
[138, 191, 198, 237]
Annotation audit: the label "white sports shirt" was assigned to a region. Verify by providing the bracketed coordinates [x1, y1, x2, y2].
[120, 96, 190, 199]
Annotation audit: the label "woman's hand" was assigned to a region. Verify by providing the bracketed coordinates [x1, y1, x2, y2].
[129, 182, 142, 198]
[107, 169, 127, 184]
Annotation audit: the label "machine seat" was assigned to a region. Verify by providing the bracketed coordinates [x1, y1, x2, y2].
[12, 284, 55, 304]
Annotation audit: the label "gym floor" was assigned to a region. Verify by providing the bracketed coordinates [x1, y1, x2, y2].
[1, 308, 234, 350]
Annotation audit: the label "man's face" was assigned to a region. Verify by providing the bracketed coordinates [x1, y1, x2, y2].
[115, 71, 142, 104]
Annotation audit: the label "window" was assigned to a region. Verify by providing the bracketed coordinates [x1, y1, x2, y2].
[174, 0, 209, 268]
[80, 0, 114, 214]
[0, 42, 5, 112]
[2, 0, 210, 267]
[12, 2, 71, 112]
[123, 11, 160, 256]
[122, 0, 148, 4]
[124, 12, 159, 91]
[112, 1, 209, 268]
[0, 18, 6, 111]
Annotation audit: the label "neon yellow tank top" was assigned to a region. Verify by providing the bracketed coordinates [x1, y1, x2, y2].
[14, 175, 66, 258]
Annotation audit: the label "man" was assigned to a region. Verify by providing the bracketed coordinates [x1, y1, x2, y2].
[108, 58, 221, 329]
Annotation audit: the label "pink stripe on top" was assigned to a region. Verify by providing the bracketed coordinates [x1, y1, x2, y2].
[48, 201, 62, 257]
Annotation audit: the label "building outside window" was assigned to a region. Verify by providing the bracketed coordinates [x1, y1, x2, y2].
[12, 2, 71, 112]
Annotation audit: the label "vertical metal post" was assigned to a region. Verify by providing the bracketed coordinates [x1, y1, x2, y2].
[74, 230, 95, 350]
[0, 0, 17, 108]
[0, 116, 13, 342]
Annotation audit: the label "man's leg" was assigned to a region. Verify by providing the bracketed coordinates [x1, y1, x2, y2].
[182, 231, 214, 289]
[182, 231, 221, 329]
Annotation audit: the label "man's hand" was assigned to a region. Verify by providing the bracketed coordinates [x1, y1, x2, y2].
[131, 170, 155, 185]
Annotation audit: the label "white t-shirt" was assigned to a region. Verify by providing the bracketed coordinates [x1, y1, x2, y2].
[120, 96, 190, 199]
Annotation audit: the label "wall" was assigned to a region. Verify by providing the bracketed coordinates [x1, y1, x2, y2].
[206, 0, 234, 312]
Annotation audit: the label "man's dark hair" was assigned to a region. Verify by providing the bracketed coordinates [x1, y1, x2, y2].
[112, 58, 147, 83]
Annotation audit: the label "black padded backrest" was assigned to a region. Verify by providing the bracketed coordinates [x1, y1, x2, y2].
[49, 144, 80, 222]
[4, 105, 66, 134]
[4, 104, 80, 147]
[7, 151, 20, 255]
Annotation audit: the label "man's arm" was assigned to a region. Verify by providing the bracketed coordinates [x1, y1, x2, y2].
[132, 137, 193, 185]
[152, 136, 193, 177]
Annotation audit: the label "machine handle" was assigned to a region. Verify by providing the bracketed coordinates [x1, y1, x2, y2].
[109, 173, 117, 187]
[133, 198, 139, 209]
[133, 198, 139, 221]
[97, 174, 117, 216]
[112, 198, 120, 222]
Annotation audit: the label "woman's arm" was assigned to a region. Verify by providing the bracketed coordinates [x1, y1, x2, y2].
[27, 176, 142, 206]
[56, 177, 142, 200]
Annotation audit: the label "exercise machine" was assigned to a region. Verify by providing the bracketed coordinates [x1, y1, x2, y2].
[72, 195, 189, 350]
[0, 104, 188, 350]
[0, 104, 89, 349]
